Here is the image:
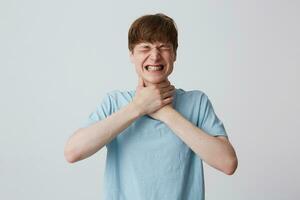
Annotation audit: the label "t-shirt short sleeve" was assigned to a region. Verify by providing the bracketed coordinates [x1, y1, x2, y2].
[198, 93, 228, 138]
[81, 93, 113, 128]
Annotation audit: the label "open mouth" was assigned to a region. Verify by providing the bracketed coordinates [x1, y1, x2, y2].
[145, 65, 164, 71]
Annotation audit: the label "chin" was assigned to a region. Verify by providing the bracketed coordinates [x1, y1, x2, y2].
[144, 76, 167, 84]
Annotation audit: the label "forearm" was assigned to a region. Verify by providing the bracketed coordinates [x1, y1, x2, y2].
[64, 102, 141, 163]
[163, 109, 237, 175]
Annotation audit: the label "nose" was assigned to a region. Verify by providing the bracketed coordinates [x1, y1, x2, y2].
[149, 48, 161, 61]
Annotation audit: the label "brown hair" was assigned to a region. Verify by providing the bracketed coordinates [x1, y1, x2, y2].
[128, 13, 178, 53]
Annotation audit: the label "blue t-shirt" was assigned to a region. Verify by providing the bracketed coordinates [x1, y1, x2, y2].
[83, 88, 227, 200]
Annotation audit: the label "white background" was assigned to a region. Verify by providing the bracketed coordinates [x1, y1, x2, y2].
[1, 0, 299, 199]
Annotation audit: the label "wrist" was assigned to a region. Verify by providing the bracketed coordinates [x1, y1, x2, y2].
[129, 101, 145, 118]
[160, 107, 177, 123]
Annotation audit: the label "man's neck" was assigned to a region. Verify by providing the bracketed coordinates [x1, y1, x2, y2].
[144, 79, 169, 87]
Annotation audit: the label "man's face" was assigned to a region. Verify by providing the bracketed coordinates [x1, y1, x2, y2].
[130, 41, 176, 84]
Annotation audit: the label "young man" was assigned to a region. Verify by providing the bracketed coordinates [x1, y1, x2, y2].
[64, 13, 238, 200]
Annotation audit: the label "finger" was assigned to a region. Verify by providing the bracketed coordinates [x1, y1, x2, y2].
[157, 80, 171, 88]
[162, 96, 173, 105]
[161, 89, 175, 99]
[160, 85, 175, 93]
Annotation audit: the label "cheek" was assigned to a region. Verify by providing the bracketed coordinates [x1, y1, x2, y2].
[134, 64, 144, 76]
[131, 54, 147, 74]
[132, 55, 143, 64]
[135, 58, 147, 70]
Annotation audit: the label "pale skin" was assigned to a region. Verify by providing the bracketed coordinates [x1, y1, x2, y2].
[64, 41, 238, 175]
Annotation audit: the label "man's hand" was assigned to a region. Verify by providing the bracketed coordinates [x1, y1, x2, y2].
[132, 78, 175, 117]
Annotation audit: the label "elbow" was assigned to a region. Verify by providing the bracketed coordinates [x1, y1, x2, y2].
[223, 156, 238, 175]
[64, 131, 83, 163]
[64, 145, 80, 163]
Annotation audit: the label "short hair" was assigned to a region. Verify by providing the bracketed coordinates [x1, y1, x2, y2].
[128, 13, 178, 53]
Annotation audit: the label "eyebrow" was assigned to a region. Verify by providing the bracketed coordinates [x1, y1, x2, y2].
[159, 44, 171, 47]
[137, 43, 171, 48]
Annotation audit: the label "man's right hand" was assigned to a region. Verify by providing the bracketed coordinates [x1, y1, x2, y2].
[132, 78, 175, 116]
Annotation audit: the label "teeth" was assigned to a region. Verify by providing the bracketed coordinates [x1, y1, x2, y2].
[147, 65, 163, 71]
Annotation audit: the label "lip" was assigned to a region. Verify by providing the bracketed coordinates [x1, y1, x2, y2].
[144, 64, 164, 70]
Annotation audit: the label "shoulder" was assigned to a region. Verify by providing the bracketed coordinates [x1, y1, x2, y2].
[106, 89, 134, 100]
[176, 88, 209, 101]
[104, 89, 135, 108]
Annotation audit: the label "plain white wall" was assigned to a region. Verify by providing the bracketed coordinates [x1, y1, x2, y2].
[1, 0, 299, 199]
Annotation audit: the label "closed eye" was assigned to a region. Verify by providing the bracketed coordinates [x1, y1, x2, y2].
[138, 45, 151, 51]
[159, 45, 172, 50]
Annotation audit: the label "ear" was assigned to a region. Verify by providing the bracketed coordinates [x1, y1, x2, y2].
[129, 50, 134, 63]
[173, 52, 177, 62]
[171, 47, 177, 62]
